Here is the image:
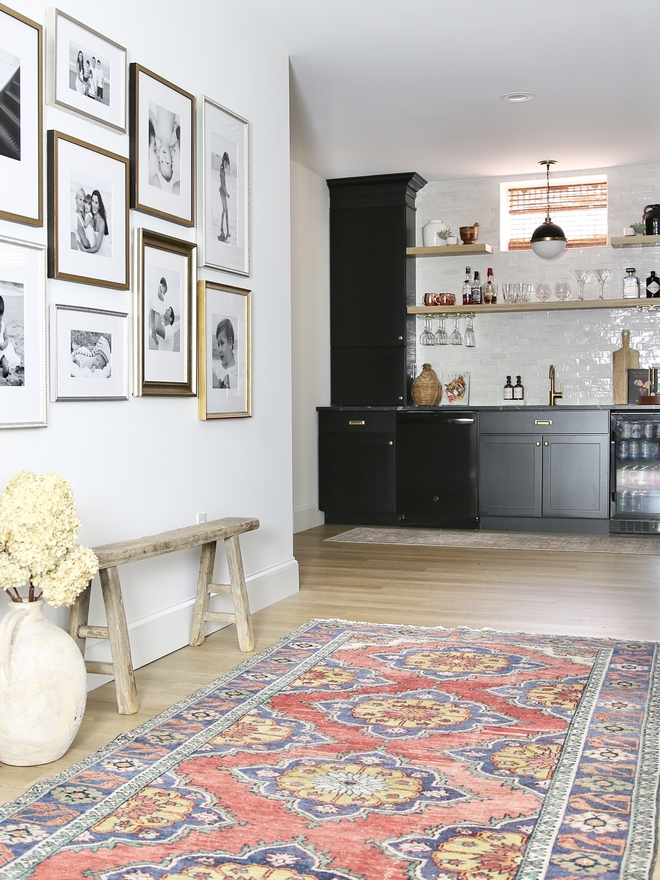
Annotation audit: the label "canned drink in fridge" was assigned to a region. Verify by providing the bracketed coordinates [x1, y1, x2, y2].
[629, 441, 640, 459]
[618, 441, 630, 460]
[642, 440, 656, 458]
[631, 422, 643, 439]
[645, 422, 655, 438]
[618, 421, 632, 439]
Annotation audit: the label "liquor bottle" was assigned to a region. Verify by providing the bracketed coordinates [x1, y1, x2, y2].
[470, 270, 482, 305]
[623, 268, 640, 299]
[646, 270, 660, 298]
[503, 376, 513, 400]
[513, 375, 525, 400]
[462, 266, 472, 305]
[482, 268, 498, 304]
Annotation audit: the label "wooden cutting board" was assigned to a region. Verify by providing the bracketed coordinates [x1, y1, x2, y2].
[612, 329, 640, 403]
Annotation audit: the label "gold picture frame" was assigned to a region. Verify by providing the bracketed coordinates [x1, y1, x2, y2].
[0, 4, 43, 226]
[134, 228, 196, 396]
[47, 130, 129, 288]
[198, 280, 251, 419]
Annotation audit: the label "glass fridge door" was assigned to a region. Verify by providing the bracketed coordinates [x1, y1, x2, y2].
[613, 413, 660, 516]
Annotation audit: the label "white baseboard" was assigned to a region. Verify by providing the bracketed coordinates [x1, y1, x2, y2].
[85, 557, 299, 691]
[293, 504, 324, 533]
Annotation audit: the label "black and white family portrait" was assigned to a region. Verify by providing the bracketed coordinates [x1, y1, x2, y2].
[148, 267, 181, 352]
[148, 102, 180, 195]
[68, 41, 109, 106]
[211, 315, 238, 389]
[211, 134, 237, 244]
[70, 172, 112, 257]
[0, 48, 20, 161]
[0, 281, 24, 386]
[70, 329, 111, 378]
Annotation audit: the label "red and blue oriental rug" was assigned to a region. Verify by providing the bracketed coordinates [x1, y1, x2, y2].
[0, 619, 658, 879]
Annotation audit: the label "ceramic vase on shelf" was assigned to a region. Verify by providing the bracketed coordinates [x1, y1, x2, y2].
[0, 597, 87, 766]
[422, 220, 449, 247]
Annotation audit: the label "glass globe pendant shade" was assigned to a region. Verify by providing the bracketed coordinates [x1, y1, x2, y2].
[530, 160, 567, 259]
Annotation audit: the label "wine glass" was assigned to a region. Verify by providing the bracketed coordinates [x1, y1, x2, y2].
[592, 268, 612, 300]
[449, 316, 462, 345]
[555, 281, 572, 301]
[464, 315, 476, 347]
[434, 315, 448, 345]
[419, 316, 434, 345]
[535, 283, 551, 302]
[572, 269, 592, 301]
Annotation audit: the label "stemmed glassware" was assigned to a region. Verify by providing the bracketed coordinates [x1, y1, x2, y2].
[434, 315, 448, 345]
[592, 268, 612, 300]
[555, 281, 571, 301]
[464, 315, 476, 347]
[449, 316, 462, 345]
[419, 316, 434, 345]
[572, 269, 592, 301]
[535, 283, 551, 302]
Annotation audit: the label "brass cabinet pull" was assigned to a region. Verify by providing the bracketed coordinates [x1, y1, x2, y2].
[348, 420, 366, 426]
[398, 336, 404, 341]
[535, 441, 541, 446]
[544, 441, 549, 446]
[388, 440, 393, 446]
[535, 419, 552, 425]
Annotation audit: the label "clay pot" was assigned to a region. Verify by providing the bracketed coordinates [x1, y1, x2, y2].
[411, 364, 442, 406]
[459, 222, 480, 244]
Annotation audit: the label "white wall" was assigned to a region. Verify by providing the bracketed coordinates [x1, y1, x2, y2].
[290, 160, 330, 532]
[414, 163, 660, 405]
[1, 0, 298, 684]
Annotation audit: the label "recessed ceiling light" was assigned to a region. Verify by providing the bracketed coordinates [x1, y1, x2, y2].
[500, 92, 535, 103]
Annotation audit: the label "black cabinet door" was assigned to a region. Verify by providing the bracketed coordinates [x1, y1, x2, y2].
[319, 432, 396, 513]
[330, 347, 407, 407]
[543, 434, 609, 518]
[478, 434, 542, 517]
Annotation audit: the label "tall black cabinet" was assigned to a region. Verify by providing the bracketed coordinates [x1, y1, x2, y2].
[327, 173, 427, 405]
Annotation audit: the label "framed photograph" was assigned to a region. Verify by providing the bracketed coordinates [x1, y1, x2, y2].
[0, 235, 47, 428]
[52, 304, 128, 401]
[130, 63, 194, 227]
[47, 8, 126, 132]
[628, 368, 653, 405]
[47, 130, 129, 289]
[0, 4, 42, 226]
[199, 96, 249, 274]
[135, 228, 196, 396]
[442, 371, 470, 405]
[198, 280, 251, 419]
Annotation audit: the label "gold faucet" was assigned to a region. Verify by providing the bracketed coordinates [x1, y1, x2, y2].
[549, 365, 563, 406]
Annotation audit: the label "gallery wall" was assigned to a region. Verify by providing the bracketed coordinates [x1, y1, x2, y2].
[0, 0, 298, 682]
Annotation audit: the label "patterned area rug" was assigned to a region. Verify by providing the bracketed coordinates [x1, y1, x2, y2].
[1, 619, 658, 880]
[326, 527, 660, 554]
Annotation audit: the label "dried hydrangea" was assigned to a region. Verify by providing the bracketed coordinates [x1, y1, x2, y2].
[0, 471, 99, 607]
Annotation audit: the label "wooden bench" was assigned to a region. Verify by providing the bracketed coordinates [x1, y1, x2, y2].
[67, 517, 260, 715]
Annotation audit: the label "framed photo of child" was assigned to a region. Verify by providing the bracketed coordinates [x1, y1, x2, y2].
[46, 9, 127, 133]
[198, 280, 251, 419]
[0, 236, 47, 429]
[198, 96, 249, 275]
[52, 304, 128, 401]
[135, 228, 196, 396]
[47, 130, 130, 289]
[130, 63, 194, 227]
[0, 5, 43, 226]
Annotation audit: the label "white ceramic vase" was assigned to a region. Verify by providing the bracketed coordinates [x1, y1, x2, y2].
[0, 598, 87, 766]
[422, 220, 449, 247]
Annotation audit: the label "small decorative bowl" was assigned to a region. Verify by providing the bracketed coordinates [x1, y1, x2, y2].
[459, 225, 479, 244]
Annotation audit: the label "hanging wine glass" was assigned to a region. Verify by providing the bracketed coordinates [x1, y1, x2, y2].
[449, 316, 462, 345]
[464, 315, 476, 347]
[592, 268, 612, 301]
[419, 316, 434, 345]
[572, 269, 592, 301]
[434, 315, 448, 345]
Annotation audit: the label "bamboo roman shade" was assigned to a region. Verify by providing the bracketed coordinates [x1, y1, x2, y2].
[508, 180, 607, 250]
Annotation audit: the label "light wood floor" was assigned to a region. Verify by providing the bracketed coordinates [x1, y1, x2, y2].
[2, 524, 660, 811]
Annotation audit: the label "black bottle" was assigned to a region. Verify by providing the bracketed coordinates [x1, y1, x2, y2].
[646, 270, 660, 298]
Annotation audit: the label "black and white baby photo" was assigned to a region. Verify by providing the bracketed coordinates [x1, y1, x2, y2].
[70, 329, 112, 378]
[148, 103, 181, 195]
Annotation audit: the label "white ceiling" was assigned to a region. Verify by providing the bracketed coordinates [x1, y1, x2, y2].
[224, 0, 660, 183]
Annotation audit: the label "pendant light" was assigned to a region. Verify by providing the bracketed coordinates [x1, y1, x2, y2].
[530, 160, 567, 259]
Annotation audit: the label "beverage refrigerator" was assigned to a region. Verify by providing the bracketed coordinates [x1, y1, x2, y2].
[610, 411, 660, 533]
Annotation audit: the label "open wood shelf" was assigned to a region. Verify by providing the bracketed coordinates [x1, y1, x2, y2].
[611, 235, 660, 248]
[406, 243, 493, 257]
[408, 298, 660, 316]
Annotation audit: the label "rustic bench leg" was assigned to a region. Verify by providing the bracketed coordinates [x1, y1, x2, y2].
[99, 566, 139, 715]
[225, 533, 254, 652]
[68, 580, 91, 655]
[189, 541, 217, 647]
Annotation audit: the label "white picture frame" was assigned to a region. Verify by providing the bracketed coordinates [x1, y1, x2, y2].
[52, 304, 129, 401]
[0, 235, 47, 428]
[0, 4, 43, 226]
[47, 8, 127, 133]
[199, 96, 249, 275]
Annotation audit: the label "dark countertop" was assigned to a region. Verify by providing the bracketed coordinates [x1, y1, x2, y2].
[317, 405, 660, 412]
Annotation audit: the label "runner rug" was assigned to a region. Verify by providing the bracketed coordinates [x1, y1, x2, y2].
[1, 619, 658, 880]
[326, 527, 660, 554]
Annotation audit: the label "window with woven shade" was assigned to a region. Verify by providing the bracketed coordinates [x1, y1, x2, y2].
[503, 177, 607, 251]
